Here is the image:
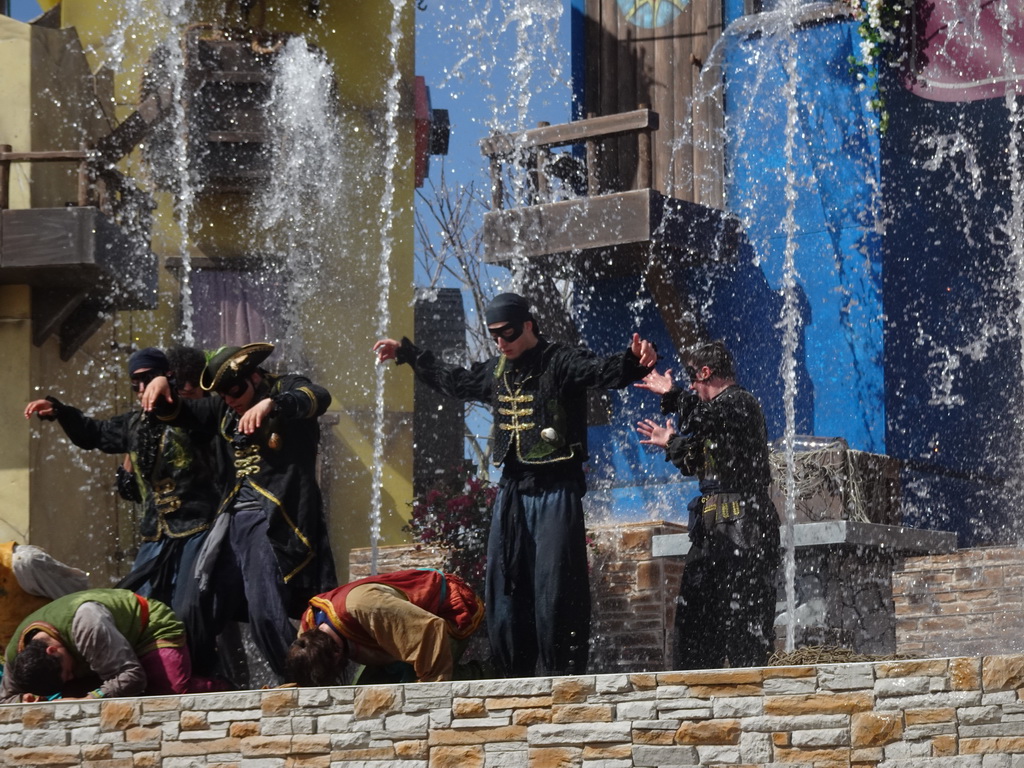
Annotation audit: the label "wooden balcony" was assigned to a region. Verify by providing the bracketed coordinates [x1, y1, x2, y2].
[482, 187, 741, 277]
[480, 110, 744, 352]
[480, 109, 742, 277]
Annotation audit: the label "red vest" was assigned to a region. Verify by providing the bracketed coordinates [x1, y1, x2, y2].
[300, 569, 483, 647]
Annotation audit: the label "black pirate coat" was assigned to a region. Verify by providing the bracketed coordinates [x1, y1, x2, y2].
[153, 373, 336, 594]
[46, 398, 219, 541]
[397, 336, 652, 481]
[663, 384, 779, 558]
[663, 384, 771, 496]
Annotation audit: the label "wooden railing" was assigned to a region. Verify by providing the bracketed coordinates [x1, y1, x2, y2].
[0, 145, 93, 211]
[479, 107, 658, 210]
[0, 83, 170, 218]
[0, 143, 151, 228]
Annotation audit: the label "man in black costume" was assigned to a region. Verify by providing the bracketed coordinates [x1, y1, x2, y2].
[24, 347, 219, 670]
[114, 346, 213, 504]
[142, 343, 336, 679]
[375, 292, 657, 677]
[636, 340, 779, 669]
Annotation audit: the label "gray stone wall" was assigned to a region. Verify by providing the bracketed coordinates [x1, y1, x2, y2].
[894, 546, 1024, 658]
[4, 656, 1024, 766]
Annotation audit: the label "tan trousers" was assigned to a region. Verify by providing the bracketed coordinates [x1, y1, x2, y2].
[345, 583, 453, 682]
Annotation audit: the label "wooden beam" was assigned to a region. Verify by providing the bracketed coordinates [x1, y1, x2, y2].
[480, 109, 658, 156]
[637, 104, 651, 189]
[535, 121, 551, 202]
[205, 131, 269, 143]
[59, 302, 108, 361]
[0, 144, 9, 213]
[489, 154, 504, 209]
[0, 150, 89, 162]
[92, 84, 175, 163]
[482, 189, 741, 268]
[204, 71, 272, 85]
[585, 114, 600, 196]
[77, 144, 91, 207]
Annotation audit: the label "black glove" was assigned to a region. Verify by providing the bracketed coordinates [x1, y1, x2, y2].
[37, 395, 64, 421]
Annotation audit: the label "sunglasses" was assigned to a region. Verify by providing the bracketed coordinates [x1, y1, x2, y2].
[686, 365, 712, 383]
[130, 369, 163, 390]
[489, 323, 524, 343]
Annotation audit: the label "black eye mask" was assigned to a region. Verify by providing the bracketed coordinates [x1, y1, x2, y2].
[489, 323, 524, 343]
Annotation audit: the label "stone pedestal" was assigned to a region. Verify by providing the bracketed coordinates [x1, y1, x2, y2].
[654, 521, 957, 656]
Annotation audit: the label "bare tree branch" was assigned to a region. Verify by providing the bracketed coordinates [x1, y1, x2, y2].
[414, 161, 500, 469]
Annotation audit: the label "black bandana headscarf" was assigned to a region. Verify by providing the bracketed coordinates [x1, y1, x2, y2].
[484, 293, 534, 327]
[127, 347, 169, 375]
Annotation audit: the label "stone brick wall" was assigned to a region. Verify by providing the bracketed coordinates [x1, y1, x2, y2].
[588, 522, 686, 674]
[5, 656, 1024, 766]
[893, 546, 1024, 658]
[350, 521, 687, 674]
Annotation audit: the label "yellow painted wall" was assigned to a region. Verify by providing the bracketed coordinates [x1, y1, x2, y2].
[0, 287, 32, 544]
[1, 15, 128, 580]
[0, 15, 34, 207]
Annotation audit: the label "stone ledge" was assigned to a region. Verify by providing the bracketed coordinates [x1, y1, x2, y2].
[2, 655, 1024, 766]
[653, 521, 956, 558]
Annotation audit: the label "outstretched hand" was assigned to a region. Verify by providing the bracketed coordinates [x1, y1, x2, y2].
[629, 333, 658, 368]
[633, 368, 674, 395]
[636, 417, 675, 449]
[373, 338, 400, 365]
[24, 399, 54, 420]
[140, 375, 173, 412]
[238, 398, 274, 435]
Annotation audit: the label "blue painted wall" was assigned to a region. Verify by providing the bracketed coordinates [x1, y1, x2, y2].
[882, 76, 1022, 546]
[574, 258, 805, 521]
[569, 14, 878, 521]
[723, 18, 885, 455]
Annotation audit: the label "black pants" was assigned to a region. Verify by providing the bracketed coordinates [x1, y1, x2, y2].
[673, 542, 779, 670]
[486, 481, 591, 677]
[118, 531, 217, 675]
[205, 507, 297, 679]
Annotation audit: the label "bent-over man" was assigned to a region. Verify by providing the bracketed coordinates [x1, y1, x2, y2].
[1, 589, 225, 701]
[287, 568, 484, 685]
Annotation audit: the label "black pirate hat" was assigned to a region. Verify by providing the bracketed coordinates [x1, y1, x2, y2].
[200, 342, 274, 392]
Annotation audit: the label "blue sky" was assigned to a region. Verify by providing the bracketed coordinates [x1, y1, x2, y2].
[8, 0, 40, 19]
[415, 0, 572, 187]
